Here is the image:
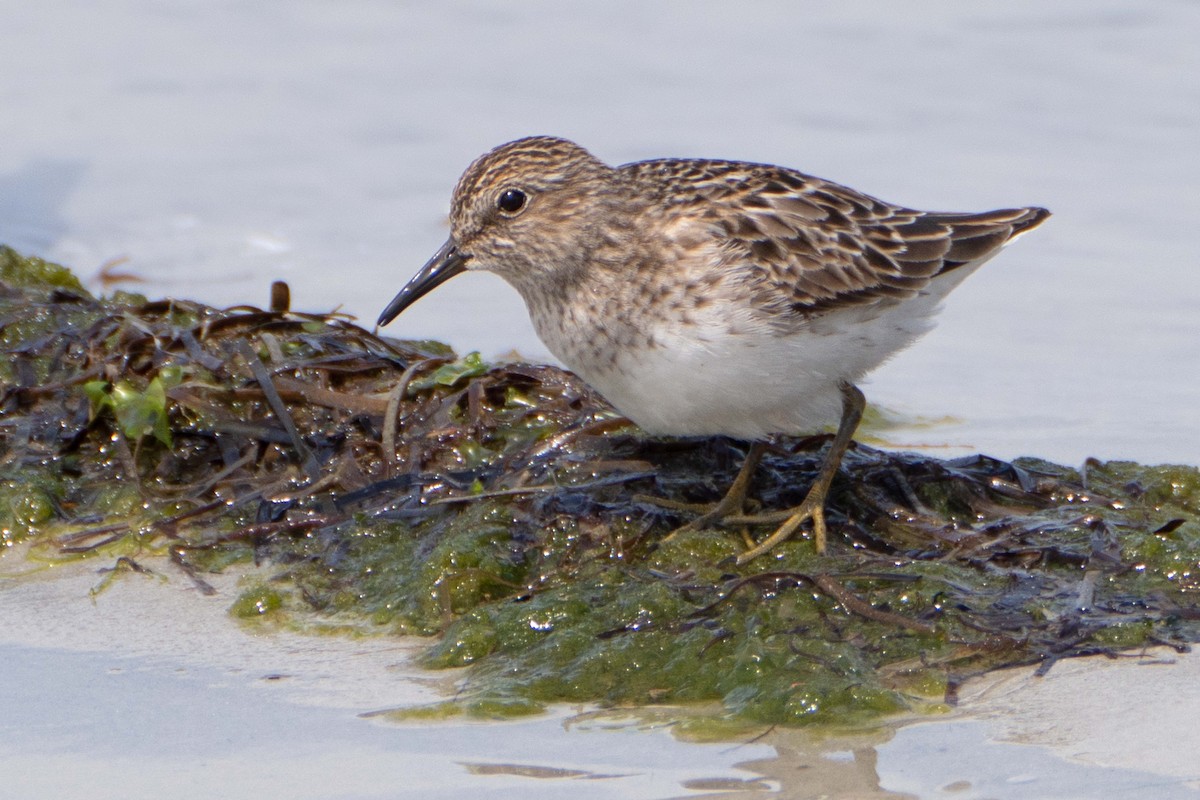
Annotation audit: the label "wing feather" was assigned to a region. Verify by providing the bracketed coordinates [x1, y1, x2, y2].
[625, 159, 1048, 317]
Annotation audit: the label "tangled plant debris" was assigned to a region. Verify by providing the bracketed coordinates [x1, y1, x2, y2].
[2, 245, 1198, 728]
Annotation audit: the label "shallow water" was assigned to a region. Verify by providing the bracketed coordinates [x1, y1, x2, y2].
[2, 646, 770, 800]
[2, 3, 1199, 797]
[2, 563, 1197, 800]
[0, 563, 770, 800]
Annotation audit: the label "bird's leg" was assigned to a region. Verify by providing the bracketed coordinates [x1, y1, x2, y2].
[680, 441, 767, 530]
[651, 441, 766, 539]
[734, 382, 865, 563]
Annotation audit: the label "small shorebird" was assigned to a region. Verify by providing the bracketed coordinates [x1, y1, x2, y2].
[378, 137, 1049, 562]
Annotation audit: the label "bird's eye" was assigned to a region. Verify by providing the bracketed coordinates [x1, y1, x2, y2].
[496, 188, 527, 215]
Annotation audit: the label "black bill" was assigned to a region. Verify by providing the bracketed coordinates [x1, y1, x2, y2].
[376, 240, 468, 327]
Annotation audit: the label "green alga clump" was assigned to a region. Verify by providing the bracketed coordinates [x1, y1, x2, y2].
[0, 245, 86, 293]
[1, 476, 59, 544]
[2, 246, 1198, 728]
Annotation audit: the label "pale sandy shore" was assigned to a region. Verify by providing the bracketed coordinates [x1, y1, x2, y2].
[2, 558, 1197, 799]
[955, 645, 1200, 788]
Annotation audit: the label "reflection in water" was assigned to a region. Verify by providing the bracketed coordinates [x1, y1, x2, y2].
[728, 729, 906, 799]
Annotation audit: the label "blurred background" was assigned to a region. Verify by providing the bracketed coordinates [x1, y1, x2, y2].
[2, 0, 1197, 464]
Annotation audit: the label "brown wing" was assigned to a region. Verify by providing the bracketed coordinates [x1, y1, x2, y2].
[626, 158, 1050, 316]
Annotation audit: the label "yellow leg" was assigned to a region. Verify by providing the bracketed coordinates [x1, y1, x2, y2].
[735, 382, 865, 564]
[659, 442, 766, 540]
[683, 441, 766, 528]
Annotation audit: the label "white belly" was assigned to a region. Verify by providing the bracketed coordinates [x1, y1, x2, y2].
[543, 265, 983, 439]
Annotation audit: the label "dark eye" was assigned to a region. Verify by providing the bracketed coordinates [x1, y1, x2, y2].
[496, 188, 527, 215]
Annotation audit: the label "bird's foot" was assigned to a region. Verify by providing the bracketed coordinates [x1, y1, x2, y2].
[730, 381, 864, 563]
[729, 491, 829, 563]
[645, 442, 766, 541]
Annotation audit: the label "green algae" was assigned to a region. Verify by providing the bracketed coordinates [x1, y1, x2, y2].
[1, 246, 1198, 730]
[409, 351, 488, 394]
[84, 365, 183, 446]
[1, 479, 57, 543]
[230, 584, 286, 618]
[0, 245, 86, 293]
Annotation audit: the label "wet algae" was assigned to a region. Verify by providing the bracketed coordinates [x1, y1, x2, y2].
[2, 246, 1198, 727]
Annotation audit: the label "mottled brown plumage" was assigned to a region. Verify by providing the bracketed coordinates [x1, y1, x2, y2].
[378, 136, 1050, 559]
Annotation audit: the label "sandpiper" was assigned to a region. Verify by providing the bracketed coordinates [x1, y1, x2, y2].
[378, 136, 1049, 562]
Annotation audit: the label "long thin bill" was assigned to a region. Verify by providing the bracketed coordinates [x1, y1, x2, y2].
[376, 240, 468, 327]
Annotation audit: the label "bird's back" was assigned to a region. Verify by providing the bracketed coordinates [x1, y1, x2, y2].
[620, 157, 1049, 323]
